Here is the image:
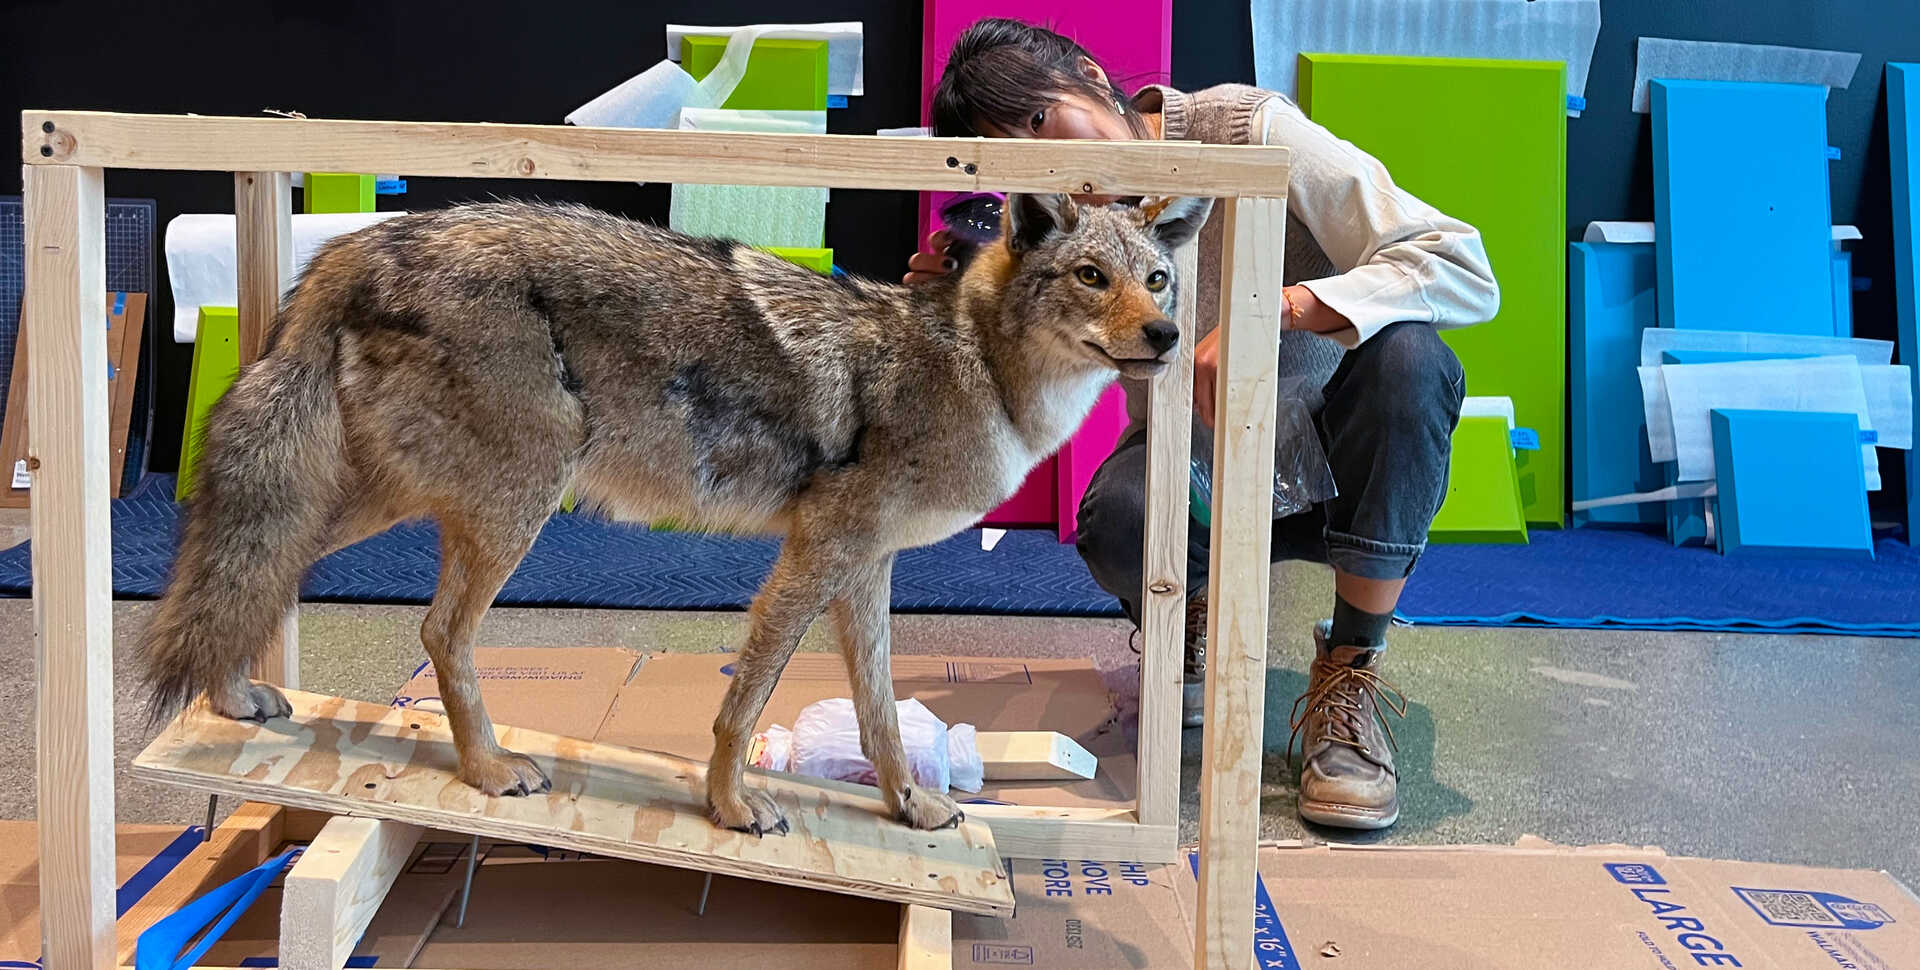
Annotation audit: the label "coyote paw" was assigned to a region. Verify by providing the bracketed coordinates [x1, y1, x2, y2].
[894, 784, 965, 831]
[208, 681, 292, 723]
[461, 749, 552, 797]
[708, 788, 790, 837]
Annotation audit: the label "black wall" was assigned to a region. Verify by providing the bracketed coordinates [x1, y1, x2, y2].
[6, 1, 1918, 477]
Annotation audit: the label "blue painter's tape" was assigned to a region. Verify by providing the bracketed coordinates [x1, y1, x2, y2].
[1510, 427, 1541, 451]
[1861, 429, 1880, 444]
[117, 826, 205, 917]
[827, 94, 848, 109]
[1566, 94, 1587, 112]
[375, 179, 407, 194]
[1827, 145, 1843, 160]
[107, 363, 117, 381]
[113, 291, 127, 317]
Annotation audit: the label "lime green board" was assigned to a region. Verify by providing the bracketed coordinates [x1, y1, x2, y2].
[766, 247, 834, 273]
[176, 306, 240, 500]
[1429, 417, 1528, 544]
[304, 172, 375, 214]
[681, 36, 829, 111]
[1299, 53, 1567, 525]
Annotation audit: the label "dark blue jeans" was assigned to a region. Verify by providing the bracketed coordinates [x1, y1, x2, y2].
[1075, 321, 1467, 624]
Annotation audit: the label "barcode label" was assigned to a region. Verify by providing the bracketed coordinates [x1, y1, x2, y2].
[1743, 890, 1843, 926]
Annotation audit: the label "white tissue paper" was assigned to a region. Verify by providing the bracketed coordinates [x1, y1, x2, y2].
[1250, 0, 1602, 115]
[756, 697, 983, 794]
[1638, 328, 1895, 370]
[164, 211, 405, 343]
[1631, 38, 1862, 114]
[1641, 355, 1885, 487]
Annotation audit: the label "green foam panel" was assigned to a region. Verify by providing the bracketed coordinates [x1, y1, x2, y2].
[1300, 53, 1567, 526]
[304, 172, 375, 214]
[176, 306, 239, 501]
[1429, 416, 1528, 544]
[765, 247, 834, 273]
[681, 36, 829, 111]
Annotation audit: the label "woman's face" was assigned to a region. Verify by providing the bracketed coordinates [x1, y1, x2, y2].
[974, 89, 1135, 142]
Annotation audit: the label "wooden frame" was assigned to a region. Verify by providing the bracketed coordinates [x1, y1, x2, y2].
[24, 110, 1287, 970]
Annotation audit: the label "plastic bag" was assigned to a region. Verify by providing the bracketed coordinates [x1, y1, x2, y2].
[767, 697, 984, 794]
[1189, 376, 1337, 526]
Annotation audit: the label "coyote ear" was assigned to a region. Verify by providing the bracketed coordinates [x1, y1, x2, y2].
[1006, 193, 1077, 252]
[1141, 196, 1213, 250]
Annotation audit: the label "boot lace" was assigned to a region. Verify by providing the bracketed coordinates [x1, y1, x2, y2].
[1288, 656, 1408, 767]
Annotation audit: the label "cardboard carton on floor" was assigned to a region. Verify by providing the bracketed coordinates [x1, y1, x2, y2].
[401, 842, 1197, 970]
[393, 647, 1135, 810]
[0, 820, 197, 964]
[1257, 839, 1920, 969]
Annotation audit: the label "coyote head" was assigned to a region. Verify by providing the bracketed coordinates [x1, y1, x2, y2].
[997, 193, 1213, 380]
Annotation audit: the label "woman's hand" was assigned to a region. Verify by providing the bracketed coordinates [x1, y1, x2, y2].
[1193, 327, 1221, 429]
[903, 230, 958, 285]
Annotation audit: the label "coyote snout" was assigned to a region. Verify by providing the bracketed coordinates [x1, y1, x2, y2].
[139, 191, 1210, 836]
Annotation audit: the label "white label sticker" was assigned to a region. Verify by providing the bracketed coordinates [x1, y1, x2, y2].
[10, 459, 28, 490]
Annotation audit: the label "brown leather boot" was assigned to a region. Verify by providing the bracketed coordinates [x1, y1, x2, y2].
[1181, 592, 1207, 727]
[1290, 620, 1407, 829]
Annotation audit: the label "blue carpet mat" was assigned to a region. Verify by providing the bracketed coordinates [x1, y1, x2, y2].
[0, 475, 1124, 616]
[4, 476, 1916, 636]
[1398, 527, 1920, 638]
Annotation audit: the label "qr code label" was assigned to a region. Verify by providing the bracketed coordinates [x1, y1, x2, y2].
[1743, 890, 1843, 926]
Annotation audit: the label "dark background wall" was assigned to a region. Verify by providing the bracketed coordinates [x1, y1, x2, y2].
[5, 0, 1918, 479]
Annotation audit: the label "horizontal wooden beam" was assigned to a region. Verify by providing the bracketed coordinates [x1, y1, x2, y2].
[281, 817, 424, 970]
[25, 111, 1290, 197]
[965, 807, 1179, 863]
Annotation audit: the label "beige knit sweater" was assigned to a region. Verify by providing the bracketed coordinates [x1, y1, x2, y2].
[1121, 83, 1501, 441]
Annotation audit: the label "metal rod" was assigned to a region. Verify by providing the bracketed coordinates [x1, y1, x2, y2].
[456, 835, 480, 928]
[202, 795, 217, 842]
[696, 872, 714, 917]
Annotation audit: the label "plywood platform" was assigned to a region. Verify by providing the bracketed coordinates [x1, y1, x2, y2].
[131, 689, 1013, 916]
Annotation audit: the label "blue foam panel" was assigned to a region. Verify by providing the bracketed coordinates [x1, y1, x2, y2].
[1651, 80, 1835, 335]
[1658, 347, 1818, 546]
[1569, 242, 1661, 527]
[1832, 249, 1854, 338]
[1711, 409, 1872, 559]
[1891, 63, 1920, 540]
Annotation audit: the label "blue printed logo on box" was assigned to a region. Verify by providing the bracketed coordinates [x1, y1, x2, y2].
[1733, 887, 1895, 930]
[1606, 862, 1668, 886]
[971, 943, 1034, 965]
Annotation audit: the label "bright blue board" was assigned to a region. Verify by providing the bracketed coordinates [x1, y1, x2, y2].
[1891, 64, 1920, 541]
[1569, 242, 1661, 527]
[1832, 249, 1854, 337]
[1711, 409, 1872, 559]
[1651, 80, 1834, 334]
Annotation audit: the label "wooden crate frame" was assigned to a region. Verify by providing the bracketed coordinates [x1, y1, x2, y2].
[23, 110, 1290, 970]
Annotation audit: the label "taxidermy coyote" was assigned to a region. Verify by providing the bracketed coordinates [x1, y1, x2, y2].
[141, 191, 1208, 834]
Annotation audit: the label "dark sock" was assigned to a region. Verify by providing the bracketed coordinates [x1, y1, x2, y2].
[1329, 594, 1391, 649]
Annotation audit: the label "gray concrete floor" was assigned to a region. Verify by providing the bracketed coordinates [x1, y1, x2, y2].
[1, 507, 1914, 885]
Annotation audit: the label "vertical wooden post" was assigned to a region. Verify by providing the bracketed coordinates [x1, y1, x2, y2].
[234, 171, 300, 687]
[26, 163, 115, 970]
[1135, 240, 1199, 830]
[897, 904, 953, 970]
[1193, 197, 1286, 970]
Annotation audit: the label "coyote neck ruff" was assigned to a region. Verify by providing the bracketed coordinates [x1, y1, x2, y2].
[139, 193, 1209, 836]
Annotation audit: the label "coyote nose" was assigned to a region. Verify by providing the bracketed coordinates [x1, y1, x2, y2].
[1142, 319, 1179, 355]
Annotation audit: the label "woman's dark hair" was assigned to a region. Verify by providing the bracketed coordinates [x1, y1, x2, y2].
[931, 19, 1149, 139]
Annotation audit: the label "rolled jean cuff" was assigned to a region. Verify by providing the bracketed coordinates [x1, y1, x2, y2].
[1325, 529, 1425, 580]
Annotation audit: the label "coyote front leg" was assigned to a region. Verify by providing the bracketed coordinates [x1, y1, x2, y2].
[833, 555, 965, 830]
[708, 537, 834, 835]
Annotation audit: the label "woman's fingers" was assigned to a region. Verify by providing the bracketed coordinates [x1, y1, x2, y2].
[1193, 328, 1221, 429]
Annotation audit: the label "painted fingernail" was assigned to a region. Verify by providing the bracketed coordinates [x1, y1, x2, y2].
[942, 257, 959, 271]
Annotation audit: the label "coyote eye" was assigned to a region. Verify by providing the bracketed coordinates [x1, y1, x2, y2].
[1144, 270, 1169, 292]
[1075, 265, 1108, 288]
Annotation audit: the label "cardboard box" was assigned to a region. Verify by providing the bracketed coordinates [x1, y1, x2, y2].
[0, 820, 197, 963]
[394, 648, 1134, 810]
[1256, 840, 1920, 969]
[399, 844, 1199, 970]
